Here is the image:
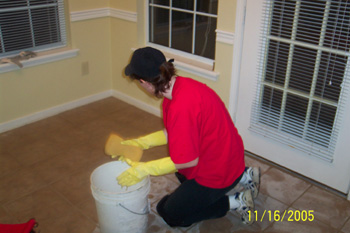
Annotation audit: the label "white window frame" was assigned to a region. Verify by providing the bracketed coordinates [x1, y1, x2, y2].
[0, 0, 78, 74]
[0, 0, 67, 58]
[146, 0, 219, 80]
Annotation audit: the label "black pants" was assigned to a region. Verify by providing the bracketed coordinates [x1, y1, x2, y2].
[156, 172, 243, 227]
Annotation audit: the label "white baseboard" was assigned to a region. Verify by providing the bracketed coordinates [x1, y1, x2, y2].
[0, 90, 112, 133]
[0, 90, 161, 133]
[0, 89, 162, 133]
[112, 90, 161, 118]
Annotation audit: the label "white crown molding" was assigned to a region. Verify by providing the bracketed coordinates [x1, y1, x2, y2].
[110, 8, 137, 22]
[70, 8, 137, 22]
[70, 8, 110, 22]
[216, 29, 235, 45]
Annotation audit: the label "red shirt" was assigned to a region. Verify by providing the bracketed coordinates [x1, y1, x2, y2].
[162, 77, 245, 188]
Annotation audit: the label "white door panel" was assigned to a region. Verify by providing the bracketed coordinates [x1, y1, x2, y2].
[234, 0, 350, 193]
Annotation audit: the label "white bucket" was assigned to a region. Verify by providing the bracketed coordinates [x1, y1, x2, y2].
[90, 161, 150, 233]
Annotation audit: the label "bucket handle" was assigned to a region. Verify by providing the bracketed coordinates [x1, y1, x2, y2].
[118, 203, 150, 215]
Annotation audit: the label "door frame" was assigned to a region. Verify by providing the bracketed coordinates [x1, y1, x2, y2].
[229, 0, 247, 123]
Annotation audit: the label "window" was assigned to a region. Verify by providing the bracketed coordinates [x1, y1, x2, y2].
[0, 0, 66, 57]
[148, 0, 218, 60]
[250, 0, 350, 162]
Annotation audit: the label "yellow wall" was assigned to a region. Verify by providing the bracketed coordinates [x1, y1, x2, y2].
[218, 0, 237, 32]
[0, 0, 237, 128]
[68, 0, 110, 11]
[0, 0, 112, 124]
[110, 0, 136, 12]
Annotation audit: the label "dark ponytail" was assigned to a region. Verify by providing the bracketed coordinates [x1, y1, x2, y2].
[151, 60, 176, 97]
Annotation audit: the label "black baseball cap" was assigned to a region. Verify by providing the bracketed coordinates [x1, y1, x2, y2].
[124, 47, 166, 81]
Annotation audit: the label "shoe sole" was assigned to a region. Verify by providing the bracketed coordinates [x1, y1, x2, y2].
[243, 190, 254, 209]
[242, 190, 254, 225]
[250, 167, 261, 199]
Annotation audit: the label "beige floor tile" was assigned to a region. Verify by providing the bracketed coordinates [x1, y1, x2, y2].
[76, 196, 99, 223]
[51, 167, 95, 206]
[292, 185, 350, 230]
[1, 97, 347, 233]
[57, 105, 103, 127]
[104, 107, 164, 133]
[186, 213, 236, 233]
[0, 152, 22, 178]
[147, 211, 185, 233]
[341, 218, 350, 233]
[31, 143, 99, 184]
[22, 116, 75, 137]
[0, 167, 47, 205]
[0, 130, 25, 153]
[252, 192, 288, 231]
[78, 116, 133, 140]
[8, 139, 60, 166]
[260, 167, 311, 205]
[0, 206, 18, 224]
[148, 175, 179, 205]
[46, 125, 91, 152]
[87, 97, 131, 116]
[3, 187, 75, 223]
[188, 211, 262, 233]
[38, 208, 96, 233]
[245, 155, 271, 174]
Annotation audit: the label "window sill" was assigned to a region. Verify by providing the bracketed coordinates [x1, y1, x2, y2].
[0, 48, 79, 74]
[140, 46, 219, 81]
[173, 59, 219, 81]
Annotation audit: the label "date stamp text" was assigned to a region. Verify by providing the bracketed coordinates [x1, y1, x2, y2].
[248, 210, 314, 222]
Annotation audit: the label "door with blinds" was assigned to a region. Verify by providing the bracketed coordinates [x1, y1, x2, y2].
[235, 0, 350, 193]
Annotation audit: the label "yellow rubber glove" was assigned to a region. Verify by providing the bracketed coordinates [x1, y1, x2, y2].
[117, 157, 177, 186]
[121, 130, 167, 149]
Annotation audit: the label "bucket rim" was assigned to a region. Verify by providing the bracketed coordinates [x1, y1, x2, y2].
[90, 161, 150, 195]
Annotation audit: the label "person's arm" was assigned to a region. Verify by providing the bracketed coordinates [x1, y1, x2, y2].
[117, 156, 199, 186]
[121, 129, 167, 149]
[162, 127, 198, 169]
[162, 128, 168, 142]
[174, 157, 198, 170]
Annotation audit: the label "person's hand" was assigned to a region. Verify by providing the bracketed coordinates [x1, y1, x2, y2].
[117, 159, 148, 186]
[117, 157, 177, 187]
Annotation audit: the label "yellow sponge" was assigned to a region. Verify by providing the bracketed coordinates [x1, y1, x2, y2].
[105, 133, 143, 162]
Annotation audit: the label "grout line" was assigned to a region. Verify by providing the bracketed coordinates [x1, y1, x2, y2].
[50, 185, 99, 225]
[1, 204, 20, 224]
[338, 216, 349, 233]
[245, 151, 347, 199]
[288, 184, 312, 209]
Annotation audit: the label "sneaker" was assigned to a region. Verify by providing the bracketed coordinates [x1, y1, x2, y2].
[232, 190, 255, 225]
[243, 167, 261, 199]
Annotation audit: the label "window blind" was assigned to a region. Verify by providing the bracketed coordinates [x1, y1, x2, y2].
[0, 0, 66, 57]
[250, 0, 350, 162]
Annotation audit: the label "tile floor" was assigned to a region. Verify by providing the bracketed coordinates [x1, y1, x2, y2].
[0, 97, 350, 233]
